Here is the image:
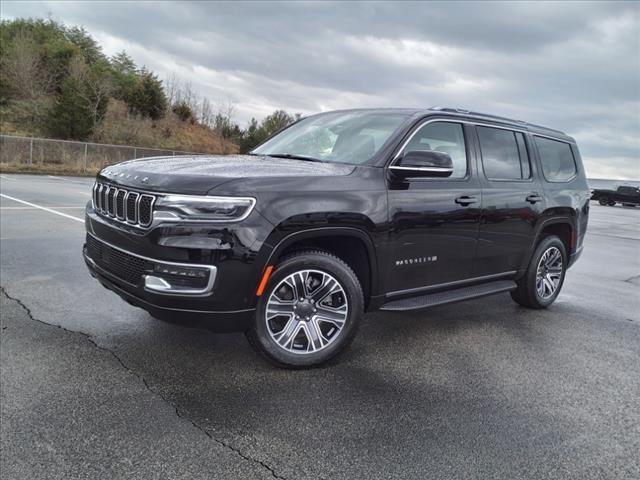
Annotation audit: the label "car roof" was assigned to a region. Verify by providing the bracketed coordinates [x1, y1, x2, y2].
[323, 107, 575, 143]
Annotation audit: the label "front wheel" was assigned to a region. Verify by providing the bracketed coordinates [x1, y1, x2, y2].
[598, 198, 608, 206]
[511, 235, 567, 309]
[246, 250, 364, 368]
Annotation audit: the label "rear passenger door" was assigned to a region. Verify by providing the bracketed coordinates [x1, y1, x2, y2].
[473, 125, 545, 277]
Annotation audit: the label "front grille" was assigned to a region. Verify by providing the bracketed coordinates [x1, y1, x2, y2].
[93, 182, 155, 228]
[86, 234, 151, 286]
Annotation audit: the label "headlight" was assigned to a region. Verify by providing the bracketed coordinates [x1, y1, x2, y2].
[153, 195, 256, 222]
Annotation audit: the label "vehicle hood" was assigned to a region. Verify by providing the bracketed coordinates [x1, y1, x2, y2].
[98, 154, 356, 194]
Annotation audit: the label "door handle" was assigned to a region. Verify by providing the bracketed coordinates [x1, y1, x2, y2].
[526, 193, 543, 204]
[455, 195, 477, 206]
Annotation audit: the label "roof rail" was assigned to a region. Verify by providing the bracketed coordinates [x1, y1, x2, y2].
[428, 106, 568, 136]
[429, 106, 527, 124]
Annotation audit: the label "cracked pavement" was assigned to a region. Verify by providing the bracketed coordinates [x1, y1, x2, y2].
[1, 174, 639, 479]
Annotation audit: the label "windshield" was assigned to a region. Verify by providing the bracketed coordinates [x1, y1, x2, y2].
[252, 111, 409, 165]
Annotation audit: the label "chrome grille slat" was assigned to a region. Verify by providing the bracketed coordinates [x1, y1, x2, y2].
[107, 187, 116, 216]
[93, 182, 156, 229]
[138, 194, 155, 227]
[96, 184, 103, 211]
[116, 190, 127, 219]
[126, 192, 139, 223]
[101, 185, 108, 214]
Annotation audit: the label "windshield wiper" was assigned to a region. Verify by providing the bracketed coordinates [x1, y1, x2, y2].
[262, 153, 325, 163]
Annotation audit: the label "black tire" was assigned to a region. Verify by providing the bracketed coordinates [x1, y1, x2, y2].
[246, 250, 364, 368]
[511, 235, 567, 309]
[598, 198, 608, 206]
[608, 200, 616, 206]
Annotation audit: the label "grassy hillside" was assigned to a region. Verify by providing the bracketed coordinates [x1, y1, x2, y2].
[0, 18, 238, 154]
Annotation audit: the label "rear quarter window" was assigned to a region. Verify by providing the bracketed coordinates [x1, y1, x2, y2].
[535, 136, 577, 182]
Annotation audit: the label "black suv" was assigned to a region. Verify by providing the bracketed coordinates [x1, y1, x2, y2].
[84, 107, 590, 367]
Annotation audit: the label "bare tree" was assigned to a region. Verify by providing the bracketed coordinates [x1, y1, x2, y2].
[164, 73, 179, 106]
[181, 81, 198, 113]
[199, 97, 213, 126]
[1, 30, 55, 125]
[67, 55, 113, 128]
[212, 99, 237, 153]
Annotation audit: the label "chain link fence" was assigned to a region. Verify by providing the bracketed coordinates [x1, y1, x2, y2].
[0, 135, 203, 175]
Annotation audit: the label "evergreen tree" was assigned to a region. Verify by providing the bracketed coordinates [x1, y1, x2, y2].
[47, 73, 93, 139]
[128, 69, 167, 120]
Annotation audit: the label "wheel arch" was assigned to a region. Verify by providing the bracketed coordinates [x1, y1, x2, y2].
[259, 227, 380, 309]
[538, 221, 573, 253]
[523, 217, 575, 273]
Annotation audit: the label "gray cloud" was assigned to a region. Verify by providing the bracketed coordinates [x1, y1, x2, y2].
[2, 0, 639, 179]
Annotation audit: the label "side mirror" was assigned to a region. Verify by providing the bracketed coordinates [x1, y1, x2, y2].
[390, 150, 453, 178]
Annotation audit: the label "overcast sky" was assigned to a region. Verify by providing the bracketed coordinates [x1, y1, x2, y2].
[2, 1, 639, 179]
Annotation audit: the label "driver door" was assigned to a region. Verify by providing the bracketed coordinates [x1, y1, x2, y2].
[386, 121, 481, 294]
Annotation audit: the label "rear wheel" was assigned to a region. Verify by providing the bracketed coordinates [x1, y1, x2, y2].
[246, 250, 363, 368]
[511, 235, 567, 309]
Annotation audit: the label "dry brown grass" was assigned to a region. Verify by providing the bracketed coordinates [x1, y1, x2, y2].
[92, 100, 239, 154]
[0, 162, 98, 176]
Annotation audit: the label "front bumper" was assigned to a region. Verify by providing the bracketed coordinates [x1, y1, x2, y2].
[82, 203, 274, 332]
[84, 243, 254, 332]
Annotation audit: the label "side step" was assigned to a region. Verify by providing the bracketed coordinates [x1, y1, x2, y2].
[380, 280, 517, 312]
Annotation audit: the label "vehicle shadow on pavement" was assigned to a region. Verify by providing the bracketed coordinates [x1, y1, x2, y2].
[94, 292, 637, 479]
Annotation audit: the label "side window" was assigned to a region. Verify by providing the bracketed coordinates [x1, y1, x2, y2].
[477, 126, 530, 180]
[402, 122, 467, 179]
[535, 137, 577, 182]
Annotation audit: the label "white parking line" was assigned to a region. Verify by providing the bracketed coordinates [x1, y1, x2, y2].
[0, 175, 17, 181]
[46, 175, 93, 185]
[0, 194, 84, 223]
[1, 206, 85, 210]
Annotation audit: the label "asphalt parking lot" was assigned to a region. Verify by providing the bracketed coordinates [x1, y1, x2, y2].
[1, 173, 639, 480]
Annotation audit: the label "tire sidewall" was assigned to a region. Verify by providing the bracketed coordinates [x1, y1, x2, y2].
[252, 252, 363, 367]
[526, 236, 567, 308]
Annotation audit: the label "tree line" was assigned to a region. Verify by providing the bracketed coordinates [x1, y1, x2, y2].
[0, 18, 299, 153]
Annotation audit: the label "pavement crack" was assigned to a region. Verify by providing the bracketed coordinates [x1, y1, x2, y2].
[624, 274, 640, 284]
[0, 286, 289, 480]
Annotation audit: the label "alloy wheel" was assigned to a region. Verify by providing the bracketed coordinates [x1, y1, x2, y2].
[535, 246, 563, 299]
[265, 269, 348, 354]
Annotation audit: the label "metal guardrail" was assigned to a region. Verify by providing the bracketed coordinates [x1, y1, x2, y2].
[0, 134, 202, 173]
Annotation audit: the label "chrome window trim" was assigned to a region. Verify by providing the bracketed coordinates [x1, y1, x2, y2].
[85, 232, 217, 296]
[391, 117, 574, 165]
[388, 165, 454, 174]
